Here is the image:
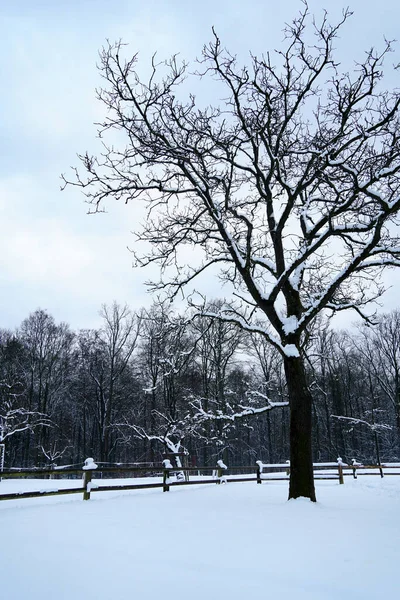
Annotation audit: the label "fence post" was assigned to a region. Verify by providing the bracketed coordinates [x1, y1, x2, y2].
[82, 457, 98, 500]
[216, 459, 227, 484]
[50, 463, 57, 480]
[285, 460, 290, 477]
[337, 457, 344, 484]
[351, 459, 359, 479]
[256, 460, 263, 484]
[162, 459, 172, 492]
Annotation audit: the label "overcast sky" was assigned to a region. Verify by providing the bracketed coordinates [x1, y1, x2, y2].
[1, 0, 399, 330]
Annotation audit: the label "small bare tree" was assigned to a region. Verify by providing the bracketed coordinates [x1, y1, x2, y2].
[39, 440, 71, 467]
[65, 4, 400, 500]
[0, 382, 51, 467]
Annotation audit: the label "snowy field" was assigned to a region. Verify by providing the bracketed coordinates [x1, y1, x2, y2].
[0, 476, 399, 600]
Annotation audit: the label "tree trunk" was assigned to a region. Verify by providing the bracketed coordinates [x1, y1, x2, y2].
[284, 356, 316, 502]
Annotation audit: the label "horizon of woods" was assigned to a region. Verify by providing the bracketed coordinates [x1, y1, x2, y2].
[1, 301, 399, 468]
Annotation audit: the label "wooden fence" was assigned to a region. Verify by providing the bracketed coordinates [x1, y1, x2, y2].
[1, 459, 399, 503]
[258, 461, 400, 483]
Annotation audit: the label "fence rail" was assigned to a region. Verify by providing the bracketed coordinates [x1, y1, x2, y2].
[1, 459, 399, 503]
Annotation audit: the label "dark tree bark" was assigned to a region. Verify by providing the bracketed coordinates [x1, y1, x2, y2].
[284, 356, 316, 501]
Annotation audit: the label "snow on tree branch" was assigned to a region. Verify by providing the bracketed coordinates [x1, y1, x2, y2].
[331, 414, 393, 432]
[64, 7, 400, 359]
[191, 400, 289, 424]
[0, 405, 51, 444]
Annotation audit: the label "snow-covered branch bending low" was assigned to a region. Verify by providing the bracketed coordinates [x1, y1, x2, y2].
[331, 415, 393, 432]
[0, 407, 51, 444]
[112, 419, 190, 460]
[191, 398, 288, 424]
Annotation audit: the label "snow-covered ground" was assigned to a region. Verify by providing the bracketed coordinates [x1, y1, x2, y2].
[0, 476, 399, 600]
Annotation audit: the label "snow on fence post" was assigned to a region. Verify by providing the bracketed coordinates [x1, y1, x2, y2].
[162, 459, 172, 492]
[256, 461, 263, 484]
[216, 459, 227, 484]
[351, 459, 358, 479]
[82, 458, 98, 500]
[285, 460, 290, 476]
[337, 457, 345, 485]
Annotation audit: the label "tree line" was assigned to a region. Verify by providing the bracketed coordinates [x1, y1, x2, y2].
[1, 302, 399, 469]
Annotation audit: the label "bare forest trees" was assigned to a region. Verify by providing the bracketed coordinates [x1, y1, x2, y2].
[306, 322, 398, 463]
[356, 312, 400, 431]
[18, 310, 75, 463]
[189, 305, 288, 463]
[117, 303, 203, 462]
[249, 334, 287, 463]
[0, 330, 50, 465]
[116, 303, 193, 460]
[190, 301, 244, 461]
[1, 303, 400, 469]
[65, 5, 400, 499]
[76, 303, 141, 462]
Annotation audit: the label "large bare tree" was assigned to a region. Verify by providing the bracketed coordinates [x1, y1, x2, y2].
[65, 5, 400, 500]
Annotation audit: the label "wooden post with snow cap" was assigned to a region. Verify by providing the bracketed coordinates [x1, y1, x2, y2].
[162, 459, 172, 492]
[352, 459, 360, 479]
[337, 457, 344, 485]
[256, 461, 263, 484]
[216, 459, 227, 484]
[82, 457, 98, 500]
